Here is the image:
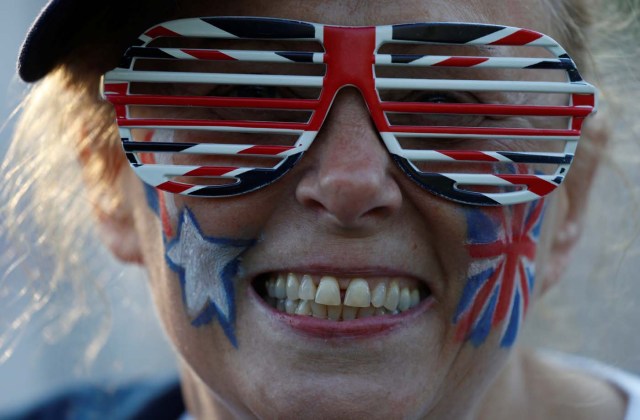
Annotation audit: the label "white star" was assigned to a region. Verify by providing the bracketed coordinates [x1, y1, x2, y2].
[165, 208, 253, 336]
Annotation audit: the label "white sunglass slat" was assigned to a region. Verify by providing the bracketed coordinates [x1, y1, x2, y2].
[129, 48, 326, 63]
[124, 142, 301, 157]
[136, 163, 247, 178]
[104, 69, 324, 87]
[374, 55, 574, 69]
[116, 124, 306, 135]
[397, 149, 573, 163]
[429, 172, 560, 185]
[375, 78, 595, 94]
[389, 133, 579, 141]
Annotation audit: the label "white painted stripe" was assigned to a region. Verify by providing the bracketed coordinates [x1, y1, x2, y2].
[184, 144, 248, 154]
[468, 27, 519, 45]
[181, 185, 205, 195]
[376, 25, 394, 48]
[314, 23, 324, 43]
[118, 126, 131, 135]
[444, 173, 557, 184]
[483, 152, 511, 161]
[105, 69, 324, 87]
[226, 167, 250, 177]
[137, 164, 238, 177]
[183, 143, 301, 156]
[380, 132, 403, 154]
[374, 54, 393, 65]
[401, 150, 456, 161]
[485, 190, 541, 205]
[137, 164, 197, 177]
[525, 35, 561, 47]
[375, 77, 595, 93]
[163, 18, 237, 38]
[295, 130, 318, 149]
[139, 35, 152, 45]
[160, 48, 193, 60]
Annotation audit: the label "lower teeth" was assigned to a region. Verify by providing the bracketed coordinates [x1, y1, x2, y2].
[268, 297, 401, 320]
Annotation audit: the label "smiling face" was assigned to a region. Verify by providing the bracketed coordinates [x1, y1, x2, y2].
[103, 0, 596, 417]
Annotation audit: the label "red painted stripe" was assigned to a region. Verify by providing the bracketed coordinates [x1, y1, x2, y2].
[107, 94, 319, 110]
[493, 259, 517, 325]
[439, 151, 500, 162]
[184, 166, 238, 177]
[114, 105, 127, 119]
[103, 83, 128, 94]
[497, 174, 558, 196]
[118, 118, 308, 131]
[238, 145, 294, 155]
[466, 262, 504, 333]
[157, 181, 192, 194]
[434, 57, 489, 67]
[490, 29, 543, 45]
[144, 26, 181, 39]
[182, 49, 236, 61]
[381, 102, 592, 117]
[572, 93, 595, 107]
[143, 131, 155, 142]
[571, 116, 585, 131]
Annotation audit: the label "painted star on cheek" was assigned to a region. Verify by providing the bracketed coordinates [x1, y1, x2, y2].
[165, 208, 255, 347]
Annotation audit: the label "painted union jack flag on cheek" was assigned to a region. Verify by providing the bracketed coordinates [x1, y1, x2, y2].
[453, 199, 545, 347]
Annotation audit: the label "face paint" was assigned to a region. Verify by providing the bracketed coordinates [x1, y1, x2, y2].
[453, 199, 545, 347]
[143, 183, 160, 216]
[140, 129, 183, 237]
[165, 208, 255, 347]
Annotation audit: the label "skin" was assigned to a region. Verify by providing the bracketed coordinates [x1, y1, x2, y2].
[87, 0, 625, 418]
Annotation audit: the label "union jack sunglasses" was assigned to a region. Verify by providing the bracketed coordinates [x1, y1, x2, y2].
[101, 17, 597, 205]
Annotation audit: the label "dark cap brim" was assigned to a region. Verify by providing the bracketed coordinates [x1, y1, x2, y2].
[18, 0, 176, 83]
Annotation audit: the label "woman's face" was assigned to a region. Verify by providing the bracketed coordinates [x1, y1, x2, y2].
[120, 0, 580, 417]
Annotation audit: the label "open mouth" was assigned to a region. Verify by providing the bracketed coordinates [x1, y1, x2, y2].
[253, 273, 432, 321]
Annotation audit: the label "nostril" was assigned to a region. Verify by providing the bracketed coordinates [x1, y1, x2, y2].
[296, 169, 402, 229]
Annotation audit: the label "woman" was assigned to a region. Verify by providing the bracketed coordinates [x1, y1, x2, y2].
[2, 0, 639, 418]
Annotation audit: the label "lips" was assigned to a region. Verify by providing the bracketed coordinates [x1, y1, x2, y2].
[253, 272, 432, 322]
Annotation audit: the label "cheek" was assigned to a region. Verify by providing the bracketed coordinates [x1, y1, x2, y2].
[163, 208, 256, 347]
[452, 199, 546, 348]
[140, 181, 259, 348]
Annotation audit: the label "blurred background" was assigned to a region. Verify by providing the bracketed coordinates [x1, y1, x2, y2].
[0, 0, 639, 416]
[0, 1, 178, 414]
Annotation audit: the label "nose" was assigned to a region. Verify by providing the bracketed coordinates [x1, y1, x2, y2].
[295, 89, 402, 230]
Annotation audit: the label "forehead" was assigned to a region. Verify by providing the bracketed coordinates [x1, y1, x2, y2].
[176, 0, 550, 30]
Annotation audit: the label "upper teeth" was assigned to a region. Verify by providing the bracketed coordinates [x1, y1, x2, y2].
[264, 274, 423, 320]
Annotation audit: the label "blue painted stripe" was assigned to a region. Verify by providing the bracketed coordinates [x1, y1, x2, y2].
[469, 285, 499, 347]
[453, 266, 494, 323]
[501, 291, 521, 347]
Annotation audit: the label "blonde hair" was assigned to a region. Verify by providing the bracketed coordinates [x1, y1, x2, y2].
[0, 70, 122, 366]
[1, 0, 639, 369]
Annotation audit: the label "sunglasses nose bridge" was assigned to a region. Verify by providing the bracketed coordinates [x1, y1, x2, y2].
[290, 27, 403, 228]
[313, 25, 386, 140]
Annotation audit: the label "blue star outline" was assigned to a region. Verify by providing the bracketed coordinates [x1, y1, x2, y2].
[165, 208, 254, 347]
